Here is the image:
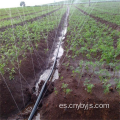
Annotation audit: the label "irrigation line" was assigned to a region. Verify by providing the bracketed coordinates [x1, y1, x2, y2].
[20, 6, 60, 82]
[38, 5, 71, 104]
[26, 5, 63, 64]
[0, 5, 64, 118]
[37, 6, 69, 101]
[20, 6, 64, 77]
[28, 38, 57, 120]
[47, 5, 74, 64]
[28, 7, 69, 120]
[47, 6, 66, 67]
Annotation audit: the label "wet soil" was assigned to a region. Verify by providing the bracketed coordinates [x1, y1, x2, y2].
[0, 28, 57, 119]
[0, 6, 66, 119]
[40, 33, 120, 120]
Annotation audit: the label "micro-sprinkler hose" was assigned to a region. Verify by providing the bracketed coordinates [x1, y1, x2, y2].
[28, 7, 69, 119]
[28, 40, 62, 120]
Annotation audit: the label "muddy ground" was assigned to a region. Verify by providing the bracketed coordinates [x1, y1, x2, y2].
[0, 5, 120, 120]
[40, 33, 120, 120]
[0, 8, 67, 119]
[0, 28, 57, 119]
[39, 8, 120, 119]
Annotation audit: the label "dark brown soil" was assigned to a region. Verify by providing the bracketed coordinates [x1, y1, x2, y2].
[40, 34, 120, 120]
[0, 7, 62, 32]
[0, 28, 57, 119]
[0, 7, 66, 119]
[39, 7, 120, 120]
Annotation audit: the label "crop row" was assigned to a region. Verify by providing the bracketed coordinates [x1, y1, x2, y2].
[0, 6, 59, 20]
[63, 6, 120, 94]
[77, 3, 120, 25]
[0, 7, 66, 80]
[0, 6, 62, 28]
[95, 1, 120, 8]
[0, 5, 56, 16]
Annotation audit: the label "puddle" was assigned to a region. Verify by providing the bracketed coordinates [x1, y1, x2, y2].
[35, 7, 69, 96]
[35, 113, 40, 120]
[30, 7, 70, 120]
[12, 7, 70, 120]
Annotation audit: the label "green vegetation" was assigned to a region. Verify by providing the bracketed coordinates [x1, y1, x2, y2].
[64, 2, 120, 94]
[61, 83, 72, 95]
[0, 6, 66, 79]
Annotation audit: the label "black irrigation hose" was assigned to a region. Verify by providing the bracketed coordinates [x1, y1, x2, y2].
[28, 7, 69, 119]
[28, 30, 63, 120]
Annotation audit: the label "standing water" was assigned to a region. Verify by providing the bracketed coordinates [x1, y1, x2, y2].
[35, 7, 69, 96]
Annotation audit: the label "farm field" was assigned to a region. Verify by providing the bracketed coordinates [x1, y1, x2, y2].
[0, 1, 120, 120]
[76, 2, 120, 25]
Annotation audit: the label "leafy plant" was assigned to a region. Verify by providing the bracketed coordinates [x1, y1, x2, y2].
[9, 68, 16, 80]
[103, 83, 111, 94]
[61, 83, 72, 95]
[54, 87, 58, 95]
[116, 82, 120, 94]
[84, 78, 94, 93]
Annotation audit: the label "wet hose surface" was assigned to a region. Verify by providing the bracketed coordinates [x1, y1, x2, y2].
[28, 7, 69, 120]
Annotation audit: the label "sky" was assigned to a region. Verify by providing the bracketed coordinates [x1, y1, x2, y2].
[0, 0, 66, 8]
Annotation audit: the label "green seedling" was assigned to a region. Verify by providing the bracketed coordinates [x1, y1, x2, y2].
[60, 76, 63, 80]
[116, 82, 120, 94]
[61, 83, 72, 95]
[9, 68, 16, 80]
[84, 78, 94, 93]
[103, 83, 111, 94]
[54, 87, 58, 95]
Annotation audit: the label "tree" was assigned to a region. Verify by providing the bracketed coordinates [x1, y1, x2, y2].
[20, 1, 25, 7]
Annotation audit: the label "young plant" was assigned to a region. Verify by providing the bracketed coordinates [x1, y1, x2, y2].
[116, 81, 120, 94]
[61, 83, 72, 95]
[9, 68, 16, 80]
[54, 87, 58, 95]
[84, 78, 94, 93]
[60, 76, 63, 80]
[102, 78, 111, 94]
[85, 61, 89, 73]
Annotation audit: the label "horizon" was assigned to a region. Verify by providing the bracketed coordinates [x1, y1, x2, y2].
[0, 0, 67, 9]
